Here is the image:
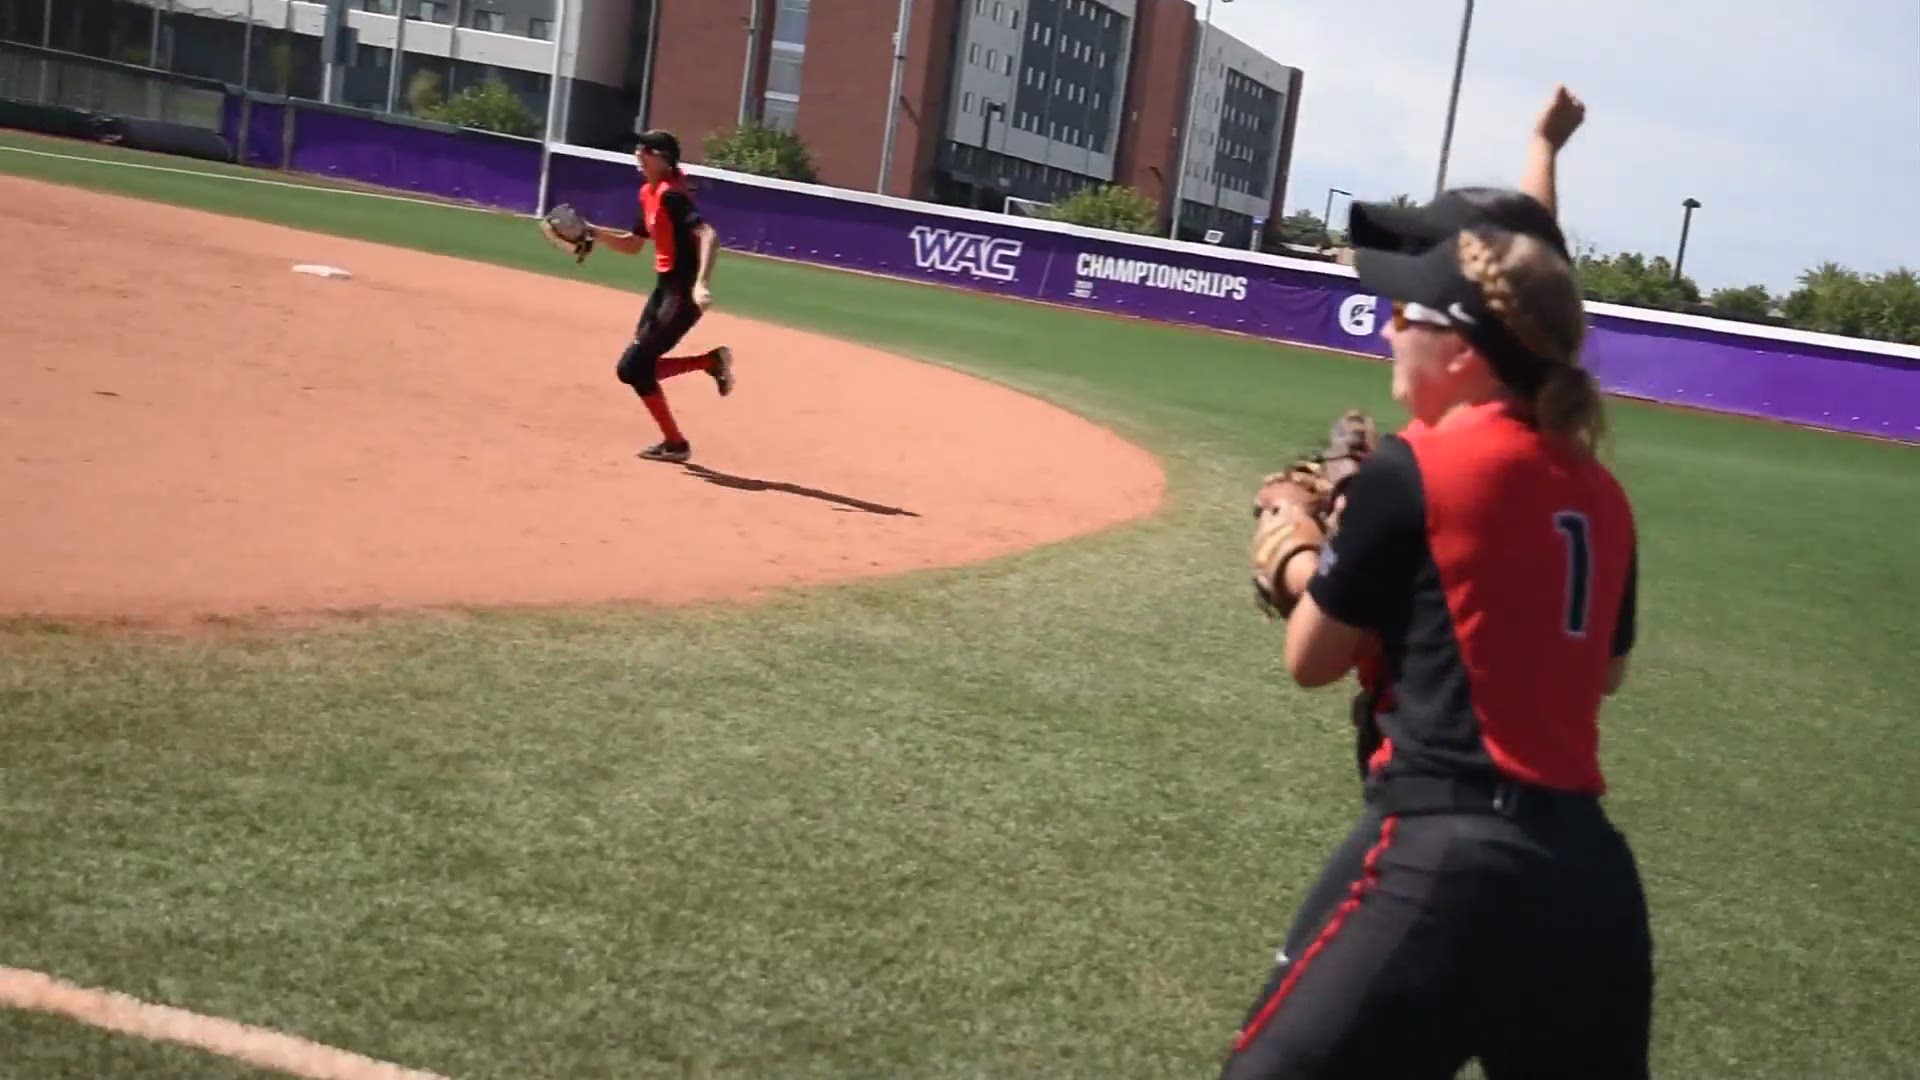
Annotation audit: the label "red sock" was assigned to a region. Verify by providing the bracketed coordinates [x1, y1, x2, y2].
[656, 353, 713, 381]
[640, 392, 684, 443]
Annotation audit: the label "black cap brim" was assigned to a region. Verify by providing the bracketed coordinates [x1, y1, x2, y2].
[1353, 237, 1466, 312]
[1354, 232, 1552, 396]
[1349, 188, 1569, 260]
[1348, 199, 1460, 254]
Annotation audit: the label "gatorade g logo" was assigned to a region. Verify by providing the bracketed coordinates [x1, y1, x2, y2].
[909, 225, 1022, 282]
[1338, 294, 1378, 337]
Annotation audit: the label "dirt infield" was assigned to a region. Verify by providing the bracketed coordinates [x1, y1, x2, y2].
[0, 177, 1164, 628]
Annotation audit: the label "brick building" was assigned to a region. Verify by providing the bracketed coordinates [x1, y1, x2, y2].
[639, 0, 1303, 245]
[2, 0, 1301, 243]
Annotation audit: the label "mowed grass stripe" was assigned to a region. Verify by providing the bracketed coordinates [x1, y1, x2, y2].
[2, 132, 1917, 1079]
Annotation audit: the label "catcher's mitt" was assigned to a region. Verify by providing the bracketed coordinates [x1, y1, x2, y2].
[540, 202, 595, 263]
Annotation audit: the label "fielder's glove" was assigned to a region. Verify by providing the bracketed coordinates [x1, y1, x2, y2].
[540, 202, 595, 263]
[1248, 409, 1380, 618]
[1250, 477, 1327, 619]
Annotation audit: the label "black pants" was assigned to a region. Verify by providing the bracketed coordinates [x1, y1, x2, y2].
[616, 277, 703, 396]
[1220, 780, 1653, 1079]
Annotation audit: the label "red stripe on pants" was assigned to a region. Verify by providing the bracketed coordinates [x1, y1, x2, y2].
[1232, 816, 1399, 1053]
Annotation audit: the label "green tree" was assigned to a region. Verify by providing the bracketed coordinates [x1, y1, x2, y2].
[422, 78, 540, 137]
[702, 122, 818, 183]
[1708, 284, 1775, 320]
[1779, 262, 1869, 338]
[1575, 250, 1701, 310]
[406, 69, 445, 115]
[1266, 209, 1332, 250]
[1043, 184, 1158, 235]
[1862, 267, 1920, 345]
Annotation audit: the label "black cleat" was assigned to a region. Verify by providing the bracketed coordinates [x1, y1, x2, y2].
[638, 439, 692, 463]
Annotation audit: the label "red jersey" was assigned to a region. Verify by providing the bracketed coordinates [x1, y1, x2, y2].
[1309, 402, 1638, 794]
[636, 172, 703, 280]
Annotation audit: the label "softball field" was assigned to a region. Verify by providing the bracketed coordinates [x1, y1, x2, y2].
[1, 131, 1916, 1079]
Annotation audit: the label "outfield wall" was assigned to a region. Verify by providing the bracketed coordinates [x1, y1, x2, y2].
[547, 145, 1920, 442]
[196, 104, 1920, 442]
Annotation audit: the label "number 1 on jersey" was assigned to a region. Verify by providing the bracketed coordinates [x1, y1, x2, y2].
[1554, 511, 1593, 638]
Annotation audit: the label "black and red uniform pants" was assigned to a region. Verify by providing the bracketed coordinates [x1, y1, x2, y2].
[615, 274, 703, 396]
[1219, 776, 1654, 1079]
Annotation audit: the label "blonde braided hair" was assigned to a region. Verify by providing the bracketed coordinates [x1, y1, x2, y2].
[1454, 228, 1608, 453]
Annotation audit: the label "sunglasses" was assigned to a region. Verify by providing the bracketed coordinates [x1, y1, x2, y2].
[1390, 301, 1457, 332]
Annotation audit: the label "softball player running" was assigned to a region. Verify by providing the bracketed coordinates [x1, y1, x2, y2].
[585, 129, 734, 463]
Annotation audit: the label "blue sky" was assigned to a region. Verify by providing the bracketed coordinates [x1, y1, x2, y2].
[1213, 0, 1919, 295]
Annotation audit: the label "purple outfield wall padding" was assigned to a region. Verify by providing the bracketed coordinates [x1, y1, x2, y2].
[285, 106, 543, 214]
[221, 97, 288, 169]
[560, 146, 1920, 442]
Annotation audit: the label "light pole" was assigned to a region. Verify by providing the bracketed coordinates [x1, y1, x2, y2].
[535, 0, 572, 214]
[876, 0, 914, 193]
[1323, 186, 1350, 236]
[1432, 0, 1474, 197]
[1674, 197, 1701, 280]
[385, 3, 408, 114]
[1169, 0, 1231, 240]
[738, 0, 761, 126]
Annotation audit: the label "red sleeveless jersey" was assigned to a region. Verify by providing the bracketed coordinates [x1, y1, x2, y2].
[637, 172, 702, 278]
[1310, 402, 1638, 794]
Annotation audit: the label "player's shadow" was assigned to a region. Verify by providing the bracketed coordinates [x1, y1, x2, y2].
[680, 463, 920, 518]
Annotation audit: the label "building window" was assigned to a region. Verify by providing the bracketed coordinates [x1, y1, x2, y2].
[970, 43, 981, 64]
[761, 0, 809, 128]
[766, 51, 804, 96]
[527, 17, 550, 39]
[772, 0, 809, 48]
[987, 48, 998, 69]
[1012, 10, 1020, 29]
[1003, 54, 1014, 76]
[994, 1, 1004, 20]
[465, 9, 504, 32]
[964, 92, 976, 113]
[763, 96, 799, 132]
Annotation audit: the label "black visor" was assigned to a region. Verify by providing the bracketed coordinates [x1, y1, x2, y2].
[1349, 188, 1571, 395]
[1348, 187, 1569, 260]
[636, 129, 682, 166]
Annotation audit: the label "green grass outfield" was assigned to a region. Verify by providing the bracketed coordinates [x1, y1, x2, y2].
[3, 129, 1917, 1079]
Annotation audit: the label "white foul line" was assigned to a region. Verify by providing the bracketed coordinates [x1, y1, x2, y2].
[0, 144, 517, 216]
[0, 965, 457, 1080]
